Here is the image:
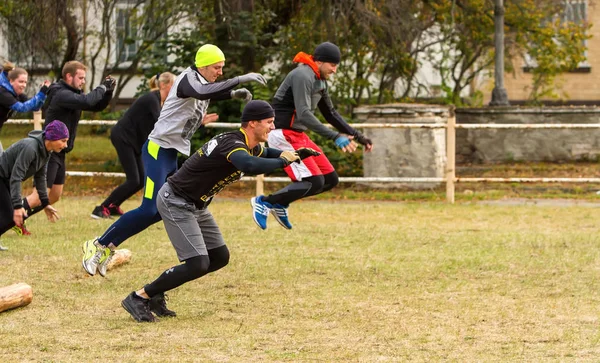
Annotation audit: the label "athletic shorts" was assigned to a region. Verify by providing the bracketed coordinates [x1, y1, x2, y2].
[267, 129, 334, 181]
[47, 152, 66, 187]
[156, 183, 225, 262]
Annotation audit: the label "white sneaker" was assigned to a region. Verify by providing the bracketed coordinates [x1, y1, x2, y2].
[81, 238, 104, 276]
[97, 248, 115, 277]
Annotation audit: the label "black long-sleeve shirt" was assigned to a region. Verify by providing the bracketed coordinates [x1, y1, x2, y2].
[168, 129, 285, 209]
[111, 90, 161, 153]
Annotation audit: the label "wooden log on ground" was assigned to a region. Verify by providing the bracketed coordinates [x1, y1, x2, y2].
[107, 249, 132, 271]
[0, 283, 33, 313]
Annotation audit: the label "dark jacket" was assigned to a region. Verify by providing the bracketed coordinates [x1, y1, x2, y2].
[43, 80, 113, 154]
[111, 90, 161, 153]
[0, 130, 50, 209]
[0, 71, 48, 129]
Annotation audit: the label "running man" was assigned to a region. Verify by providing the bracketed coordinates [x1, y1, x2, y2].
[81, 44, 268, 277]
[251, 42, 373, 230]
[120, 100, 318, 322]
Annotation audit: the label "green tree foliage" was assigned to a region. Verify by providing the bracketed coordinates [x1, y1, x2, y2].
[1, 0, 590, 108]
[0, 0, 79, 80]
[504, 0, 591, 102]
[421, 0, 590, 105]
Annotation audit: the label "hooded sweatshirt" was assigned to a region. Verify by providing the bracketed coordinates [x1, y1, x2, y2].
[43, 80, 112, 154]
[271, 52, 356, 140]
[0, 130, 50, 209]
[0, 71, 48, 129]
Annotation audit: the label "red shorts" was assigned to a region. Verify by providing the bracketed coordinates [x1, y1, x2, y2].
[267, 129, 334, 181]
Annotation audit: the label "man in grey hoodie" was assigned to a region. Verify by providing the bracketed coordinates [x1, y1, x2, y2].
[0, 120, 69, 250]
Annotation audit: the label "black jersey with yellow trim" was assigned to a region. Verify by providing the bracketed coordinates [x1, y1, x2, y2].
[167, 129, 263, 209]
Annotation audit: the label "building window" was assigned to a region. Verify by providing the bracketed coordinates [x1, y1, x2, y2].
[115, 2, 138, 63]
[561, 0, 586, 24]
[523, 0, 589, 72]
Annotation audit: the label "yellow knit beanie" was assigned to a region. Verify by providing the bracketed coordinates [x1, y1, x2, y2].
[195, 44, 225, 68]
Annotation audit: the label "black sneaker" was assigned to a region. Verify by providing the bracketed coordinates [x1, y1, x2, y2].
[121, 292, 156, 322]
[149, 292, 177, 317]
[107, 203, 124, 216]
[91, 205, 111, 219]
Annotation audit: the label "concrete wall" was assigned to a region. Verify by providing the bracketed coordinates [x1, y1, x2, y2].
[456, 107, 600, 163]
[353, 103, 451, 188]
[352, 104, 600, 189]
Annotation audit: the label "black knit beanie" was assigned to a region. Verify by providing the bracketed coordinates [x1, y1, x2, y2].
[313, 42, 341, 64]
[241, 100, 275, 122]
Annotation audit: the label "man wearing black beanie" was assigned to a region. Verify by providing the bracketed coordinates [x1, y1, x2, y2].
[120, 100, 319, 322]
[250, 42, 374, 231]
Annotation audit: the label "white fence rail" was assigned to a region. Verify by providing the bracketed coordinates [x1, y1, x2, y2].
[8, 112, 600, 203]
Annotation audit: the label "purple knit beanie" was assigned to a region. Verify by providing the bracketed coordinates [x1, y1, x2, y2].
[45, 120, 69, 141]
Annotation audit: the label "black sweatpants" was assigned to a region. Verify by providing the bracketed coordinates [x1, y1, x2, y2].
[0, 179, 15, 236]
[102, 134, 145, 207]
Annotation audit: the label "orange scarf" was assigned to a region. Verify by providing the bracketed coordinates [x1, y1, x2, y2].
[293, 52, 321, 79]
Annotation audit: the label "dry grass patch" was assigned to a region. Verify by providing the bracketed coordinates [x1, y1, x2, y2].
[1, 198, 600, 361]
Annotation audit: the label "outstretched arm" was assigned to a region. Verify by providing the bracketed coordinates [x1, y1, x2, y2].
[8, 88, 48, 113]
[177, 72, 240, 100]
[318, 94, 373, 152]
[53, 85, 109, 111]
[229, 149, 295, 175]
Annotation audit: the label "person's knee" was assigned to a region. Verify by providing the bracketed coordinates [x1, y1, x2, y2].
[185, 255, 210, 279]
[135, 180, 145, 192]
[305, 175, 325, 195]
[49, 194, 60, 204]
[209, 245, 230, 271]
[322, 172, 339, 192]
[139, 200, 159, 216]
[124, 177, 143, 192]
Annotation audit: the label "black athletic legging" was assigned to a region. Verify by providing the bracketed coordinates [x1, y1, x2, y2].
[102, 134, 145, 207]
[144, 245, 230, 297]
[263, 171, 340, 206]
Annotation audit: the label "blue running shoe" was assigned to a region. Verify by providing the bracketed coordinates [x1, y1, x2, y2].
[270, 204, 292, 230]
[251, 196, 271, 230]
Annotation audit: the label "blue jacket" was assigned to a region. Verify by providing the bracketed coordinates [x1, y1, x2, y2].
[0, 71, 48, 129]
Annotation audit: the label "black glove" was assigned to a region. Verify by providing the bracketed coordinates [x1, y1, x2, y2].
[353, 131, 372, 147]
[40, 85, 49, 94]
[296, 147, 321, 161]
[102, 76, 117, 91]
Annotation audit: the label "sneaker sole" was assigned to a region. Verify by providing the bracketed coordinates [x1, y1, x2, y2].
[250, 197, 268, 230]
[90, 213, 111, 220]
[270, 210, 292, 230]
[121, 299, 156, 322]
[151, 310, 177, 318]
[81, 260, 96, 276]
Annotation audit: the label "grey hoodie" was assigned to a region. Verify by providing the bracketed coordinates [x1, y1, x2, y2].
[0, 130, 50, 208]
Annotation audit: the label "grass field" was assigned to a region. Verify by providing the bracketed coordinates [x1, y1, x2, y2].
[2, 197, 600, 361]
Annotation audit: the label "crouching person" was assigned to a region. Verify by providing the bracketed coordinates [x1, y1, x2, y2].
[0, 120, 68, 250]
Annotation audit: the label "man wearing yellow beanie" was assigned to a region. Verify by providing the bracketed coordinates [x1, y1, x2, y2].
[81, 43, 268, 278]
[195, 44, 225, 68]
